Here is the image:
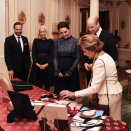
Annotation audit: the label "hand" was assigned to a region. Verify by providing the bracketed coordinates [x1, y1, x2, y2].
[60, 90, 75, 99]
[84, 63, 92, 71]
[64, 74, 69, 77]
[40, 64, 46, 70]
[8, 70, 14, 79]
[58, 72, 63, 77]
[36, 63, 41, 68]
[40, 63, 49, 70]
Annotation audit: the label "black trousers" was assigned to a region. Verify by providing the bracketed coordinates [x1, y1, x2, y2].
[13, 67, 29, 82]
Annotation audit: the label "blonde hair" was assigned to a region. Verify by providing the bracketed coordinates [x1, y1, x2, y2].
[37, 25, 49, 39]
[77, 34, 104, 53]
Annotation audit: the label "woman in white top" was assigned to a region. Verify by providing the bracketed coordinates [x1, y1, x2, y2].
[60, 34, 122, 120]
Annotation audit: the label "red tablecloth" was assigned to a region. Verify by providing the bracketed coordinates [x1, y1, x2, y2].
[0, 84, 46, 131]
[0, 79, 129, 131]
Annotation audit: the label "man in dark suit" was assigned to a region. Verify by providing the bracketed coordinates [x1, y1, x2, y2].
[83, 16, 118, 86]
[4, 22, 31, 82]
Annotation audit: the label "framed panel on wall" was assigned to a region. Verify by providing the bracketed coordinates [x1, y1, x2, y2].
[99, 11, 109, 31]
[80, 8, 90, 37]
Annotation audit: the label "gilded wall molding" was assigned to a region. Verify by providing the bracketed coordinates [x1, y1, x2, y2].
[117, 1, 122, 7]
[38, 13, 45, 25]
[99, 0, 113, 7]
[65, 15, 71, 25]
[126, 0, 131, 5]
[121, 20, 126, 30]
[116, 0, 131, 49]
[18, 11, 26, 24]
[117, 0, 131, 7]
[105, 1, 113, 7]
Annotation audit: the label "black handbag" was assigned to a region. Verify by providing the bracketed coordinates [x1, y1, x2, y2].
[91, 59, 109, 116]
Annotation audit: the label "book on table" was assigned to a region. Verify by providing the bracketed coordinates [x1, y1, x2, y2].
[71, 107, 105, 131]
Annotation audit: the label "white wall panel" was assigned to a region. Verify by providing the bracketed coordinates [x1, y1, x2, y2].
[0, 0, 8, 76]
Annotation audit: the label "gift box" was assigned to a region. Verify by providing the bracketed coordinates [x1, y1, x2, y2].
[11, 80, 33, 91]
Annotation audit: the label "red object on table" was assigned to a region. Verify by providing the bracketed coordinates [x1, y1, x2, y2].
[0, 78, 129, 131]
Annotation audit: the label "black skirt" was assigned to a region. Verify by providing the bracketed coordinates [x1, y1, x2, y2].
[29, 59, 54, 87]
[54, 57, 80, 95]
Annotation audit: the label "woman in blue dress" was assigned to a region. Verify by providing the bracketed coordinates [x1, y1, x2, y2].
[54, 22, 81, 94]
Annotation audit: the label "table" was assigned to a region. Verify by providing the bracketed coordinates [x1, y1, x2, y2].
[126, 70, 131, 99]
[0, 83, 45, 131]
[0, 79, 129, 131]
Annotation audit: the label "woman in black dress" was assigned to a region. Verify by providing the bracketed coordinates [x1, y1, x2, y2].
[29, 25, 54, 91]
[54, 22, 81, 94]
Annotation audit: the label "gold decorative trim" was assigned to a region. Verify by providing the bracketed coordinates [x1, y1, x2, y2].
[117, 1, 122, 7]
[126, 0, 131, 5]
[124, 42, 129, 49]
[38, 13, 45, 25]
[105, 1, 113, 7]
[65, 15, 71, 25]
[99, 0, 113, 7]
[121, 20, 126, 30]
[18, 11, 26, 24]
[116, 0, 131, 7]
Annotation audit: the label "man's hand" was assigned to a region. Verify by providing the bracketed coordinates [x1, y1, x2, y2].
[84, 63, 92, 71]
[8, 70, 14, 79]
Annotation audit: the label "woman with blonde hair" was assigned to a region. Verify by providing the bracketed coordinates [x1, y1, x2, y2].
[60, 34, 122, 120]
[29, 25, 54, 91]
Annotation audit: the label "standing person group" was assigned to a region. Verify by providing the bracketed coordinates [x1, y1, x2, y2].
[60, 34, 122, 120]
[4, 17, 122, 120]
[4, 21, 81, 93]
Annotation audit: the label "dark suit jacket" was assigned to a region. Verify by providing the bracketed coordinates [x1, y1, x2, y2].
[83, 29, 118, 64]
[4, 34, 31, 72]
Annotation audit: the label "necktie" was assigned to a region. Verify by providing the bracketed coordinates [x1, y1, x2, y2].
[18, 37, 22, 51]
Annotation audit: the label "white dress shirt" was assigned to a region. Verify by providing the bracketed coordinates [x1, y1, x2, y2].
[14, 33, 23, 52]
[96, 27, 102, 37]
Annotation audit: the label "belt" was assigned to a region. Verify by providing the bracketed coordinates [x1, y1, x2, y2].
[37, 53, 49, 56]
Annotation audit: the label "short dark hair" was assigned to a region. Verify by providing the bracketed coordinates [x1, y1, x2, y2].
[57, 22, 69, 31]
[13, 22, 23, 28]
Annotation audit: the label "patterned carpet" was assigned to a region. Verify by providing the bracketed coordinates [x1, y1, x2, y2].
[119, 79, 128, 87]
[120, 79, 131, 130]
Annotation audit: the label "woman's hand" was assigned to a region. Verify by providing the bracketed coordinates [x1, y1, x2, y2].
[64, 74, 69, 77]
[84, 63, 92, 71]
[58, 72, 63, 77]
[60, 90, 75, 99]
[39, 63, 49, 70]
[36, 63, 41, 68]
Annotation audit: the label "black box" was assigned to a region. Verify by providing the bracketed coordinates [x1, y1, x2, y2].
[11, 80, 33, 91]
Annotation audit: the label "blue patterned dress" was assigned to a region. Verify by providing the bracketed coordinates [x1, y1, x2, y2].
[54, 35, 81, 94]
